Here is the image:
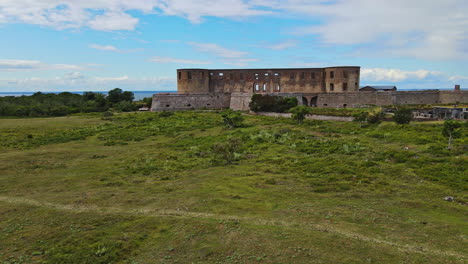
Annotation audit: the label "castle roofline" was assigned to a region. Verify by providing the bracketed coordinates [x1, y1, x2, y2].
[177, 66, 360, 71]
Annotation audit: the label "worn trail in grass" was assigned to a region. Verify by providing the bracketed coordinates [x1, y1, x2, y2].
[0, 195, 464, 260]
[0, 111, 466, 263]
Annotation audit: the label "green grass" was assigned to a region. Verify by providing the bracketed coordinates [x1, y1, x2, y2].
[0, 111, 466, 263]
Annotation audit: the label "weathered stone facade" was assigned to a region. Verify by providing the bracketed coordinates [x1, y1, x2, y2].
[151, 67, 468, 111]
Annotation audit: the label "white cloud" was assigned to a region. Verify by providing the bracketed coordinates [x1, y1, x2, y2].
[150, 56, 211, 65]
[282, 0, 468, 60]
[0, 0, 151, 31]
[156, 0, 273, 23]
[89, 44, 143, 53]
[188, 42, 248, 58]
[95, 75, 129, 81]
[88, 12, 139, 31]
[361, 68, 441, 83]
[449, 75, 468, 82]
[89, 44, 119, 52]
[0, 72, 176, 92]
[0, 59, 83, 71]
[265, 40, 297, 50]
[188, 42, 260, 66]
[0, 0, 273, 31]
[222, 58, 260, 67]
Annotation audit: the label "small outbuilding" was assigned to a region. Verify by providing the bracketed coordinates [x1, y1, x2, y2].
[432, 107, 467, 120]
[359, 86, 397, 92]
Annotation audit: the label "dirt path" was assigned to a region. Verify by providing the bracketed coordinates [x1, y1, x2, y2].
[0, 195, 465, 260]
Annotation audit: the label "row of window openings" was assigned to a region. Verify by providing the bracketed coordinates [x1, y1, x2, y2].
[329, 83, 356, 91]
[179, 72, 338, 80]
[254, 83, 281, 92]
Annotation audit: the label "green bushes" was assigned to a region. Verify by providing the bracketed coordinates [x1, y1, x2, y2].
[393, 108, 413, 124]
[220, 109, 244, 128]
[290, 105, 311, 123]
[0, 89, 137, 117]
[442, 120, 463, 149]
[353, 110, 383, 126]
[212, 137, 243, 164]
[249, 94, 298, 113]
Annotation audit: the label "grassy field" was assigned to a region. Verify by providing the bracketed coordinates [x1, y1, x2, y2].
[0, 112, 466, 263]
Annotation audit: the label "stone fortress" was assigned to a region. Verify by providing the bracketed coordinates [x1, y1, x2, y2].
[151, 67, 468, 111]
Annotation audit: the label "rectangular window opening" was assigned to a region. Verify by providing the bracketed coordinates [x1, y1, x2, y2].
[330, 71, 335, 79]
[330, 83, 334, 91]
[188, 72, 192, 80]
[178, 72, 181, 80]
[301, 72, 305, 80]
[311, 72, 315, 79]
[343, 83, 348, 91]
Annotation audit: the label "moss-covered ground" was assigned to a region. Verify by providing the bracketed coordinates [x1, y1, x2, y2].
[0, 112, 466, 263]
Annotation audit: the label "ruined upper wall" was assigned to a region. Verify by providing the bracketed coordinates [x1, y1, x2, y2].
[177, 67, 360, 94]
[177, 69, 210, 94]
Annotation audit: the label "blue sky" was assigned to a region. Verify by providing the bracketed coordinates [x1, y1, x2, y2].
[0, 0, 467, 92]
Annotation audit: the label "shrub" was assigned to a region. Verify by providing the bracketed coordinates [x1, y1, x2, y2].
[442, 120, 462, 149]
[249, 94, 298, 113]
[220, 109, 244, 128]
[159, 111, 174, 118]
[290, 105, 311, 123]
[393, 108, 412, 124]
[114, 101, 138, 112]
[212, 137, 243, 164]
[367, 111, 384, 124]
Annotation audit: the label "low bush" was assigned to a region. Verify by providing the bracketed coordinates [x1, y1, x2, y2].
[212, 137, 243, 164]
[290, 105, 311, 123]
[220, 109, 244, 128]
[393, 108, 412, 124]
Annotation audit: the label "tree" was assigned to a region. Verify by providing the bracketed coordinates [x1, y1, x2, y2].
[290, 105, 311, 124]
[220, 109, 244, 128]
[442, 120, 462, 149]
[107, 88, 135, 106]
[142, 97, 153, 108]
[393, 108, 412, 124]
[107, 88, 123, 105]
[121, 91, 135, 102]
[249, 94, 298, 113]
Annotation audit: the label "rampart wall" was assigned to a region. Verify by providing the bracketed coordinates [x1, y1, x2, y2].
[151, 93, 231, 111]
[152, 90, 468, 111]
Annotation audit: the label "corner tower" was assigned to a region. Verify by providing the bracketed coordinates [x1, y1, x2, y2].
[324, 66, 360, 93]
[177, 69, 210, 94]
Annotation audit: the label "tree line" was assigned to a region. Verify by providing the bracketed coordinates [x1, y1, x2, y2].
[0, 88, 151, 117]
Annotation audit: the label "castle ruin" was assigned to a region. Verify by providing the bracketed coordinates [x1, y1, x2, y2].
[151, 67, 468, 111]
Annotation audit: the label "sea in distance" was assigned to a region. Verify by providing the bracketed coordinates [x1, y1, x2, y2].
[0, 91, 176, 101]
[0, 88, 462, 101]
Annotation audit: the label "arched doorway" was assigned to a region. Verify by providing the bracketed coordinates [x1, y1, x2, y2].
[302, 97, 309, 106]
[310, 96, 318, 107]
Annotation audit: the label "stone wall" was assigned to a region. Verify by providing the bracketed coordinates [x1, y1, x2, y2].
[152, 90, 468, 111]
[439, 91, 468, 104]
[315, 90, 468, 108]
[151, 93, 231, 111]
